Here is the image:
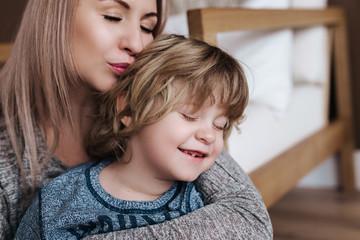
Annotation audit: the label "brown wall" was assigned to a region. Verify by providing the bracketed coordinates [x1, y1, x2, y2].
[1, 1, 360, 147]
[0, 1, 27, 42]
[329, 0, 360, 148]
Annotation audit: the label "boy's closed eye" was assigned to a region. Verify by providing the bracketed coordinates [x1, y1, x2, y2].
[179, 111, 228, 132]
[180, 113, 198, 121]
[213, 123, 225, 131]
[213, 117, 228, 131]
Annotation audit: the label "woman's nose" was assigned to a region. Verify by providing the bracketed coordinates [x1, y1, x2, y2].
[195, 126, 216, 145]
[118, 26, 146, 57]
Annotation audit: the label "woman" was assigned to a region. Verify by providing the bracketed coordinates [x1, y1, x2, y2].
[0, 0, 272, 239]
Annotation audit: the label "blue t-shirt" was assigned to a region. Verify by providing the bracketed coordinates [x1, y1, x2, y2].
[15, 159, 204, 240]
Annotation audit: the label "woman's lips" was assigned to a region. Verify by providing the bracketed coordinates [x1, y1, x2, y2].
[108, 63, 130, 75]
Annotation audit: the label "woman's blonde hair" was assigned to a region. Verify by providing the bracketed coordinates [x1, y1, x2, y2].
[88, 34, 249, 161]
[0, 0, 168, 198]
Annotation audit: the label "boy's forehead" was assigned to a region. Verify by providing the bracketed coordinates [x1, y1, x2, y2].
[177, 98, 227, 114]
[172, 76, 231, 108]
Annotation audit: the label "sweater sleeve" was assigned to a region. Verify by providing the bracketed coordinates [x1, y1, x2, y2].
[0, 186, 12, 240]
[14, 192, 42, 240]
[83, 149, 273, 240]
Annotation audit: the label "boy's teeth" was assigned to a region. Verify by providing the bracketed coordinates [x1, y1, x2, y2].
[183, 150, 198, 157]
[180, 148, 205, 158]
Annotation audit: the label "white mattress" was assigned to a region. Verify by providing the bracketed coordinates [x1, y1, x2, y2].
[227, 84, 328, 173]
[163, 0, 331, 177]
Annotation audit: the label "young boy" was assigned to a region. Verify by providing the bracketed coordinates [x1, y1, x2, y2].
[15, 34, 249, 239]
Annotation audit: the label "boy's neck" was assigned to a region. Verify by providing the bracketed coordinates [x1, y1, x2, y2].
[99, 159, 174, 201]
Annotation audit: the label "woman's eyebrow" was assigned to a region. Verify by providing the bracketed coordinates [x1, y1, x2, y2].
[113, 0, 130, 9]
[112, 0, 158, 18]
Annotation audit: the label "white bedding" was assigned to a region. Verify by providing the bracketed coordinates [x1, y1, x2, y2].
[165, 0, 331, 178]
[228, 84, 329, 173]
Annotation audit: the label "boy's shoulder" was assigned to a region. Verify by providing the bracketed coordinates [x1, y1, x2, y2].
[40, 161, 97, 193]
[37, 160, 111, 218]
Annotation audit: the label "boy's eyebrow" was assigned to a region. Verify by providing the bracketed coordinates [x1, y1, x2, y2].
[113, 0, 158, 18]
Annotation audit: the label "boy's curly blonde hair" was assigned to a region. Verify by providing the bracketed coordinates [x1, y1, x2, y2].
[87, 34, 248, 161]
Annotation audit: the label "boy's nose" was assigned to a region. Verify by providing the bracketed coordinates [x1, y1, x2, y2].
[195, 126, 216, 144]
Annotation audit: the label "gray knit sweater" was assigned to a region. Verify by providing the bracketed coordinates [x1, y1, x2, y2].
[0, 125, 272, 239]
[15, 159, 204, 239]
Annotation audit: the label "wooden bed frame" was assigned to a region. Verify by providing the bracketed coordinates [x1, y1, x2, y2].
[0, 43, 12, 64]
[187, 7, 356, 208]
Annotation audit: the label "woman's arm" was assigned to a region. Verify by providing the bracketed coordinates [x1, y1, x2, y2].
[0, 188, 12, 240]
[84, 149, 273, 239]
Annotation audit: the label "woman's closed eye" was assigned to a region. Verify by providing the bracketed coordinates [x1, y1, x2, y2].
[104, 15, 122, 22]
[104, 15, 153, 33]
[141, 25, 154, 34]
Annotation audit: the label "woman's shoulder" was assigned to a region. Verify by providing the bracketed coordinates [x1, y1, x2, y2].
[0, 124, 19, 168]
[0, 124, 25, 203]
[0, 124, 26, 237]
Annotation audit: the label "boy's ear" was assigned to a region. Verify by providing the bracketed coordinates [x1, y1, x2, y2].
[116, 94, 132, 127]
[121, 115, 132, 127]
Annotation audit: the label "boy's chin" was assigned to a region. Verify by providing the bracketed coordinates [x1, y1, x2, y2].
[175, 173, 201, 183]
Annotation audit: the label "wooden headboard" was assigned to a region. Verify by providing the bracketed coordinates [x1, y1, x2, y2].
[0, 43, 13, 64]
[187, 8, 355, 208]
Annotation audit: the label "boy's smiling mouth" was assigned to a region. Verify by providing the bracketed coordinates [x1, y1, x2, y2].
[178, 148, 208, 158]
